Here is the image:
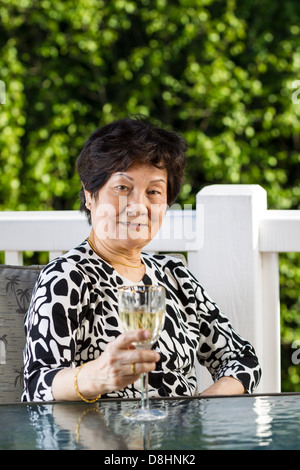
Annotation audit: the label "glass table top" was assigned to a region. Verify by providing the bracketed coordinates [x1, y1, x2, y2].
[0, 393, 300, 450]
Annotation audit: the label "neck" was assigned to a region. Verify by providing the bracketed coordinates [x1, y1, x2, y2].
[87, 231, 143, 269]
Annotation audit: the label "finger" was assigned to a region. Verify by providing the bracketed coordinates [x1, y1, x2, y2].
[123, 349, 160, 378]
[123, 348, 160, 365]
[114, 329, 150, 349]
[126, 360, 158, 378]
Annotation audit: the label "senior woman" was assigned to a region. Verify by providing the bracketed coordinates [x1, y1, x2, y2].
[22, 116, 261, 402]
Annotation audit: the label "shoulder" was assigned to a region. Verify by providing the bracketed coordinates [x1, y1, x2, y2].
[143, 251, 204, 289]
[39, 240, 119, 288]
[142, 252, 187, 269]
[39, 241, 91, 283]
[142, 252, 194, 282]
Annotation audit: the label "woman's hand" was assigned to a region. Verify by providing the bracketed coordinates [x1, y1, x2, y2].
[52, 330, 160, 401]
[80, 329, 160, 396]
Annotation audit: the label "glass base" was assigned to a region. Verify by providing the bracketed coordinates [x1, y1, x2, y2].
[124, 408, 167, 422]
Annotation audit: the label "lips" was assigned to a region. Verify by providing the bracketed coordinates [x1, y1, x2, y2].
[119, 221, 148, 229]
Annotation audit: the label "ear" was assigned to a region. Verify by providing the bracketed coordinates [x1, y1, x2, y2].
[84, 189, 92, 210]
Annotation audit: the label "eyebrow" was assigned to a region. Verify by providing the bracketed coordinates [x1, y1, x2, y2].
[114, 173, 167, 184]
[114, 173, 133, 180]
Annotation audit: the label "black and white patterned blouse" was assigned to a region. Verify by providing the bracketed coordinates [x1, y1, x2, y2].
[22, 240, 261, 402]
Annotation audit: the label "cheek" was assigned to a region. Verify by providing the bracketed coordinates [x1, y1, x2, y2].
[149, 203, 167, 226]
[92, 203, 118, 239]
[116, 195, 128, 215]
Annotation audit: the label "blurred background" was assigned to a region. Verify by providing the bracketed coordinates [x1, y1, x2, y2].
[0, 0, 299, 391]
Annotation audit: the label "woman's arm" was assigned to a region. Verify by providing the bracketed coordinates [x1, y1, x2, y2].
[192, 278, 262, 394]
[52, 330, 159, 401]
[200, 376, 246, 396]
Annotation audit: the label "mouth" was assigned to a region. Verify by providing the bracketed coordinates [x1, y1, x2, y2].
[118, 221, 148, 229]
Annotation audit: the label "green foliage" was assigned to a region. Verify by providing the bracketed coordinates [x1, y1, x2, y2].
[0, 0, 300, 390]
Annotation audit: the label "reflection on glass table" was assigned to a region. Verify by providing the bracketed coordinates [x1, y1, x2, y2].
[0, 393, 300, 450]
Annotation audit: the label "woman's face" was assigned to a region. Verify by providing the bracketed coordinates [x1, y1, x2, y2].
[86, 162, 168, 251]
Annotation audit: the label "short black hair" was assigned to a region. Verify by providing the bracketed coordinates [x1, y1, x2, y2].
[76, 116, 187, 223]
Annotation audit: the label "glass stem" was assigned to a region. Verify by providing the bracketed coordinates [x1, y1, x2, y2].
[141, 372, 149, 410]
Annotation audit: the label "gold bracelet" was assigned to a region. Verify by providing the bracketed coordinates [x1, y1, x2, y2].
[74, 363, 101, 403]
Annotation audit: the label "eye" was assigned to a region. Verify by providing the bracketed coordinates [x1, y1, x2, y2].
[148, 190, 160, 195]
[116, 185, 130, 191]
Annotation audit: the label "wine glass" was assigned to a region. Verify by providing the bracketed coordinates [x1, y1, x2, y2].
[118, 285, 167, 421]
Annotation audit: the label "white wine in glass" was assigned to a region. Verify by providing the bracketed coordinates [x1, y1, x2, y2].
[118, 285, 167, 421]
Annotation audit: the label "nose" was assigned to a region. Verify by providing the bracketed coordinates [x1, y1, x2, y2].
[126, 190, 148, 217]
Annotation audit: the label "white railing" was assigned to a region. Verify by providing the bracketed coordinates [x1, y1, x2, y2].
[1, 184, 300, 394]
